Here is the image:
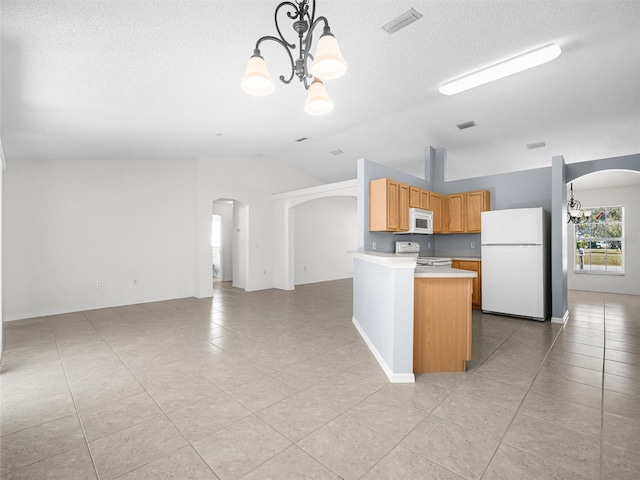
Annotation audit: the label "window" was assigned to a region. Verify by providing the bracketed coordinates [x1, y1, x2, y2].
[574, 205, 623, 274]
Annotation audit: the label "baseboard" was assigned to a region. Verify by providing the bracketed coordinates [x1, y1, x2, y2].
[352, 316, 415, 383]
[551, 309, 569, 325]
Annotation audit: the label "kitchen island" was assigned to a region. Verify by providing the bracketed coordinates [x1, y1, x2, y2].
[351, 252, 477, 382]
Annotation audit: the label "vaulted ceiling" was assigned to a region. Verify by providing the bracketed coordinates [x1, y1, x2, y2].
[2, 1, 639, 183]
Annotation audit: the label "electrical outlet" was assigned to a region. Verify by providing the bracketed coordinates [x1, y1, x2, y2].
[133, 279, 137, 286]
[471, 242, 476, 248]
[428, 242, 431, 248]
[96, 281, 102, 289]
[372, 242, 377, 250]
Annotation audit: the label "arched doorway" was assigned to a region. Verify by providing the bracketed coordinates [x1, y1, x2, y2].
[566, 170, 640, 295]
[292, 196, 357, 286]
[210, 198, 249, 290]
[551, 155, 640, 323]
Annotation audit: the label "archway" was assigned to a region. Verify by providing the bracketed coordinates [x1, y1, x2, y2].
[566, 170, 640, 295]
[272, 180, 358, 290]
[209, 198, 249, 291]
[551, 154, 640, 323]
[292, 196, 357, 286]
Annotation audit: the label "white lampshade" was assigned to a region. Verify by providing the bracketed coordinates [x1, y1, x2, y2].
[304, 78, 333, 115]
[241, 54, 275, 96]
[310, 33, 347, 80]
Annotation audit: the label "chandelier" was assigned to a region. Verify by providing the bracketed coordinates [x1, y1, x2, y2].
[567, 183, 590, 223]
[240, 0, 347, 115]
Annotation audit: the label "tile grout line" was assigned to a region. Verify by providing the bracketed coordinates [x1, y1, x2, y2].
[474, 314, 572, 479]
[48, 314, 103, 480]
[599, 298, 607, 480]
[79, 309, 224, 480]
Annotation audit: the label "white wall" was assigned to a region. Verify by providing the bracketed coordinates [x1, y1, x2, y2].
[3, 155, 331, 320]
[3, 159, 197, 320]
[1, 139, 5, 356]
[272, 180, 358, 290]
[211, 201, 233, 282]
[194, 156, 321, 298]
[294, 196, 356, 285]
[568, 183, 640, 295]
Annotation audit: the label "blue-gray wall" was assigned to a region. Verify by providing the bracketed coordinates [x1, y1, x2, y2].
[433, 148, 552, 258]
[357, 150, 436, 255]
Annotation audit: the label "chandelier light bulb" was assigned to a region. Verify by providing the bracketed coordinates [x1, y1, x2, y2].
[311, 30, 347, 80]
[240, 53, 275, 96]
[304, 78, 333, 115]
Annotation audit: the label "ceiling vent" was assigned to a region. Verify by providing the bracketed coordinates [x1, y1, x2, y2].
[381, 8, 423, 34]
[457, 121, 476, 130]
[330, 149, 344, 156]
[526, 141, 546, 149]
[294, 137, 308, 142]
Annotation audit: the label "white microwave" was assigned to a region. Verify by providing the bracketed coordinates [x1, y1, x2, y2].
[394, 208, 433, 234]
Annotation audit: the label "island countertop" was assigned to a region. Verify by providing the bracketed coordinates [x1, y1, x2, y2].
[414, 266, 478, 278]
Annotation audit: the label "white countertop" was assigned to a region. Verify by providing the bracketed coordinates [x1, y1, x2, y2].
[414, 266, 478, 278]
[349, 251, 417, 268]
[453, 257, 481, 261]
[349, 252, 479, 277]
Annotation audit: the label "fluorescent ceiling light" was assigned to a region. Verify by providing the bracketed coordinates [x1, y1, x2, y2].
[439, 43, 561, 95]
[381, 8, 423, 34]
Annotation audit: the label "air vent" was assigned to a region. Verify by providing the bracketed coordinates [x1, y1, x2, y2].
[330, 149, 344, 156]
[381, 8, 423, 34]
[457, 121, 476, 130]
[526, 141, 546, 149]
[294, 137, 308, 142]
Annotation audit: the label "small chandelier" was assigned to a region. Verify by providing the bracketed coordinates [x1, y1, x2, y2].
[567, 183, 590, 223]
[240, 0, 347, 115]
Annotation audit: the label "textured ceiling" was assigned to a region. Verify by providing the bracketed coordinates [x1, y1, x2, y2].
[1, 0, 639, 183]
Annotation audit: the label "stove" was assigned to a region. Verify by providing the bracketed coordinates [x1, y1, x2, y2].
[417, 256, 453, 267]
[395, 242, 452, 266]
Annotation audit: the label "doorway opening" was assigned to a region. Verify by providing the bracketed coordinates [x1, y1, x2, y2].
[209, 198, 249, 291]
[211, 214, 222, 279]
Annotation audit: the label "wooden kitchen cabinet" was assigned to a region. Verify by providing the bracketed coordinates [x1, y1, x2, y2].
[465, 190, 490, 232]
[369, 178, 410, 232]
[414, 277, 473, 372]
[409, 186, 421, 208]
[445, 190, 491, 233]
[420, 189, 430, 210]
[399, 183, 410, 231]
[452, 260, 482, 309]
[448, 193, 465, 233]
[430, 192, 444, 233]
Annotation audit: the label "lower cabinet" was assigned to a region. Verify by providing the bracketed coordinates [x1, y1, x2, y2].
[414, 277, 473, 373]
[452, 260, 481, 309]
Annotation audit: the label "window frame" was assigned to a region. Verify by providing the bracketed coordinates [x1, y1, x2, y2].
[573, 205, 624, 276]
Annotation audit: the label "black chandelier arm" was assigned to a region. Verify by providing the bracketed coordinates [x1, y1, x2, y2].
[299, 16, 330, 77]
[254, 36, 297, 84]
[274, 1, 299, 49]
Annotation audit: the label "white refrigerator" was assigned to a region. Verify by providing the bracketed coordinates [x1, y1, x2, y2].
[481, 207, 548, 321]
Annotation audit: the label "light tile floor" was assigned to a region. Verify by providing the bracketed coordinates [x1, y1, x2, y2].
[1, 280, 638, 479]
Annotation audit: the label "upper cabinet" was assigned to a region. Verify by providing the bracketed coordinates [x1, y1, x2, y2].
[399, 183, 410, 231]
[370, 178, 412, 232]
[429, 192, 444, 233]
[409, 186, 421, 208]
[446, 190, 491, 233]
[465, 190, 490, 232]
[370, 179, 490, 234]
[420, 190, 430, 210]
[447, 193, 465, 233]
